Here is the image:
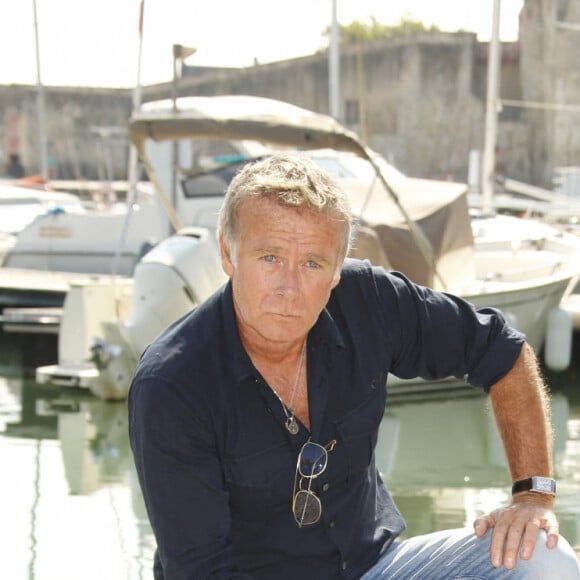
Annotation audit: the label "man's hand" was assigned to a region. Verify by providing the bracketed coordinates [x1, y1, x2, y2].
[481, 343, 560, 569]
[473, 496, 559, 569]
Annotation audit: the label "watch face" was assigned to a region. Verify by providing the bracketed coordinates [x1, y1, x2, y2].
[532, 476, 556, 494]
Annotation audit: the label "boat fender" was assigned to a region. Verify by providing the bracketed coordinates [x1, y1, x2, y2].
[544, 307, 573, 372]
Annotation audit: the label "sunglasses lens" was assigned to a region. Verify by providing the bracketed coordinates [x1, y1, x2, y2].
[293, 490, 322, 526]
[298, 443, 327, 477]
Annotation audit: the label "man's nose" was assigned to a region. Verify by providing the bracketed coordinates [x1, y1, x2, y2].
[276, 263, 300, 294]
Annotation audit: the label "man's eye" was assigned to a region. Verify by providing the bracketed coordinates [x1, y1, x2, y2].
[306, 260, 320, 269]
[262, 255, 275, 263]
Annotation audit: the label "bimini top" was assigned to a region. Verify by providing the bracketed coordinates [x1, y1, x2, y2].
[129, 94, 472, 290]
[129, 95, 366, 157]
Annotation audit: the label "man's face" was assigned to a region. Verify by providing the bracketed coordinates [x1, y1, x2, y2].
[220, 197, 344, 347]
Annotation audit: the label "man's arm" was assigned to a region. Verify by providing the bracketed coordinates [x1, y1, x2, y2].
[473, 342, 559, 569]
[129, 376, 255, 579]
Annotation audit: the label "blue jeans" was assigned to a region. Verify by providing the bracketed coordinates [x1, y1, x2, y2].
[360, 528, 580, 579]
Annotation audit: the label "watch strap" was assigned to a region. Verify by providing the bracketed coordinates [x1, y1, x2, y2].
[511, 476, 556, 496]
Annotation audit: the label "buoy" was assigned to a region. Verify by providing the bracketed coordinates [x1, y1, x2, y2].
[544, 307, 573, 371]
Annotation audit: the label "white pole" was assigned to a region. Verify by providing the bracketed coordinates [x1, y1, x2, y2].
[171, 44, 179, 212]
[32, 0, 48, 180]
[127, 0, 144, 195]
[329, 0, 340, 120]
[468, 150, 481, 194]
[481, 0, 501, 215]
[112, 0, 145, 276]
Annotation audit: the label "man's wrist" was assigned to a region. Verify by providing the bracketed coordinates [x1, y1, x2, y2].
[511, 490, 555, 509]
[511, 476, 556, 508]
[511, 476, 556, 496]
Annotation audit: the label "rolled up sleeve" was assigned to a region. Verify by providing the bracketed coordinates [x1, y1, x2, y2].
[373, 269, 526, 391]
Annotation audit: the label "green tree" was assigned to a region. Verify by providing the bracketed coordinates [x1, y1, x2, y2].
[324, 16, 442, 45]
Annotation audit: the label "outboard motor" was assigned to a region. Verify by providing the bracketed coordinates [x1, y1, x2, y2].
[123, 227, 227, 356]
[92, 227, 226, 399]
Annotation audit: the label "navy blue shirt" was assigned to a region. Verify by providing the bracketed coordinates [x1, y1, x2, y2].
[128, 259, 525, 580]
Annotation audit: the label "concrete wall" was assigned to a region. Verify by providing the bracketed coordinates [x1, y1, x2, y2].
[1, 85, 132, 180]
[2, 1, 579, 189]
[520, 0, 580, 187]
[142, 33, 495, 182]
[150, 32, 519, 184]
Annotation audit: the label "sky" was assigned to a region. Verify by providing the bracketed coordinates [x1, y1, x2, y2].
[1, 0, 525, 88]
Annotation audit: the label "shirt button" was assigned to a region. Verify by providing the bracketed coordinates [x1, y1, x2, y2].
[328, 520, 335, 528]
[322, 482, 330, 492]
[341, 561, 347, 570]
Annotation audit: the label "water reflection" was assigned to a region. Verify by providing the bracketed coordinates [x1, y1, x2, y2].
[46, 398, 129, 495]
[0, 378, 155, 580]
[4, 384, 128, 492]
[1, 367, 579, 578]
[378, 394, 570, 485]
[377, 394, 580, 545]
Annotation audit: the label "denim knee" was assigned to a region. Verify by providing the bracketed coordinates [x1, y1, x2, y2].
[514, 530, 580, 579]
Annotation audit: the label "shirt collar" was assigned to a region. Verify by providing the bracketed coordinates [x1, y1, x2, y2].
[221, 281, 346, 387]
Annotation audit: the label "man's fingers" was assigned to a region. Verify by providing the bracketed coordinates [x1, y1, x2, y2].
[546, 527, 560, 549]
[475, 504, 560, 569]
[487, 509, 560, 568]
[473, 513, 496, 536]
[491, 518, 534, 569]
[517, 520, 541, 561]
[490, 519, 510, 568]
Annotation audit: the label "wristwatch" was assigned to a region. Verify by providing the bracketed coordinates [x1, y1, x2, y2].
[511, 476, 556, 496]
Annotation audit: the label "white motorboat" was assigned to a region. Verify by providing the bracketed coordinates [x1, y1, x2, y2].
[1, 181, 168, 278]
[2, 133, 272, 277]
[0, 181, 86, 235]
[34, 95, 580, 400]
[0, 181, 86, 262]
[0, 180, 164, 314]
[469, 176, 580, 238]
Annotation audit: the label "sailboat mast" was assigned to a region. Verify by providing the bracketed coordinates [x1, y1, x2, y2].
[32, 0, 48, 180]
[329, 0, 340, 120]
[113, 0, 145, 276]
[127, 0, 144, 190]
[481, 0, 502, 214]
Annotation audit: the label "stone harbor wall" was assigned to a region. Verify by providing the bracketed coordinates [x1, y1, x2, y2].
[2, 0, 579, 189]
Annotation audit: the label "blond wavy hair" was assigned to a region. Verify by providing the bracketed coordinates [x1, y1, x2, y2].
[218, 153, 353, 261]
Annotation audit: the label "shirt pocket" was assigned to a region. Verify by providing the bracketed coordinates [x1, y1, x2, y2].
[334, 386, 386, 480]
[222, 442, 294, 521]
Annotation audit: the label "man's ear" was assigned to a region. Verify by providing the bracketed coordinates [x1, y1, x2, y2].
[218, 233, 234, 277]
[331, 272, 341, 289]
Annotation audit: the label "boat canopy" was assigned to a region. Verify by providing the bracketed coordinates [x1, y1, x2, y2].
[130, 95, 366, 157]
[129, 95, 474, 291]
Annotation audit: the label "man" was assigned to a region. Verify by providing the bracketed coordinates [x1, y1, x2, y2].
[129, 154, 580, 579]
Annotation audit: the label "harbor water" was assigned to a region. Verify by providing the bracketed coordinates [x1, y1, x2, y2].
[1, 332, 578, 579]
